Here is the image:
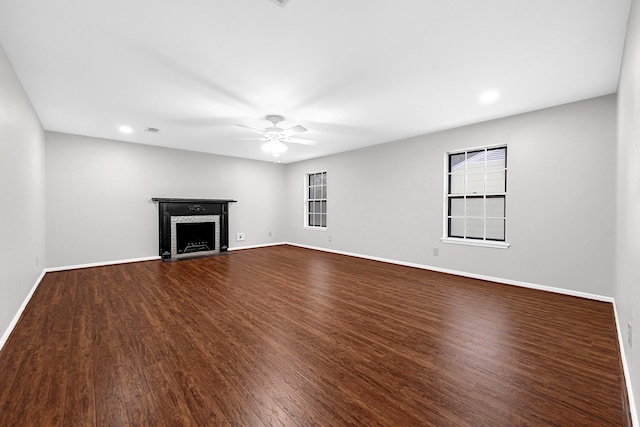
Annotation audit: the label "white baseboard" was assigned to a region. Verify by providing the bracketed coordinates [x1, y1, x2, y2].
[45, 255, 161, 272]
[0, 269, 46, 352]
[228, 242, 287, 252]
[284, 242, 613, 302]
[44, 247, 289, 271]
[42, 244, 612, 303]
[613, 303, 638, 426]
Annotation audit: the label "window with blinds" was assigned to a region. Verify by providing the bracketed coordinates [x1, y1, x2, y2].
[446, 146, 507, 244]
[306, 171, 327, 228]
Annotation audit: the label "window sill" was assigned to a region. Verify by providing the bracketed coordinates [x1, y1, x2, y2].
[304, 226, 328, 232]
[441, 238, 510, 249]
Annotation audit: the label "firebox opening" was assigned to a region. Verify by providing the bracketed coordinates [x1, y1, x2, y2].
[176, 222, 215, 254]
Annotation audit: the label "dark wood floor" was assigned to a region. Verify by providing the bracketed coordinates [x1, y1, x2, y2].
[0, 245, 631, 426]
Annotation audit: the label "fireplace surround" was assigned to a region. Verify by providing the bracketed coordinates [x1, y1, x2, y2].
[152, 198, 236, 261]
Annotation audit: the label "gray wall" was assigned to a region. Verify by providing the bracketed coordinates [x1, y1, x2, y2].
[45, 132, 286, 267]
[616, 0, 640, 415]
[284, 95, 616, 297]
[0, 44, 46, 342]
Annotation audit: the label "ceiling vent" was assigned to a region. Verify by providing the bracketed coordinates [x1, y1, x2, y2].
[270, 0, 290, 7]
[145, 127, 160, 133]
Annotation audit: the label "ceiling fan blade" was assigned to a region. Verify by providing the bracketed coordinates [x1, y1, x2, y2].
[285, 137, 317, 146]
[237, 124, 265, 135]
[238, 137, 268, 141]
[281, 125, 307, 137]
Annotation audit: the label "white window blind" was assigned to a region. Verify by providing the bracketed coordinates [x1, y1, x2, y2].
[446, 146, 507, 243]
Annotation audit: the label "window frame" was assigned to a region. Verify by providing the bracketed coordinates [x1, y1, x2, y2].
[441, 144, 510, 249]
[304, 170, 328, 230]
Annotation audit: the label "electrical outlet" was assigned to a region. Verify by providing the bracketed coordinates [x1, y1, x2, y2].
[36, 257, 39, 266]
[629, 322, 633, 348]
[433, 248, 439, 256]
[236, 232, 246, 242]
[268, 231, 272, 237]
[328, 235, 332, 242]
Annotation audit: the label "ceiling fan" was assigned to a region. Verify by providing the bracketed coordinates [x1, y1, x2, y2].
[237, 115, 317, 156]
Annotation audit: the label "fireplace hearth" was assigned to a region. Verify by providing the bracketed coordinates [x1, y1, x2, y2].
[152, 198, 236, 261]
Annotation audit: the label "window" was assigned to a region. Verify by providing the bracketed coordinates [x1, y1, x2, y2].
[306, 171, 327, 228]
[444, 146, 508, 247]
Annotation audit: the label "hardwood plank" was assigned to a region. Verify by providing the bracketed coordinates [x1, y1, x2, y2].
[62, 269, 97, 426]
[0, 245, 631, 425]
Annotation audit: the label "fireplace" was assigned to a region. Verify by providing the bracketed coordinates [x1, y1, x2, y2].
[176, 221, 215, 254]
[152, 198, 236, 261]
[172, 215, 219, 258]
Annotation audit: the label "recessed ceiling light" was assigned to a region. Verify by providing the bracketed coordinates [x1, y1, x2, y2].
[119, 125, 133, 134]
[479, 90, 500, 104]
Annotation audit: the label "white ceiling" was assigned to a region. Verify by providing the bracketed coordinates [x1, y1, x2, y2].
[0, 0, 632, 163]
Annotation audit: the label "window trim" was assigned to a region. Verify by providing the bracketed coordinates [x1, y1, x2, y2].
[441, 144, 510, 249]
[304, 170, 328, 230]
[441, 237, 510, 249]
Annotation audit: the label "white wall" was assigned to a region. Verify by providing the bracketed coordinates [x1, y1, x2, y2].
[0, 44, 46, 343]
[285, 95, 616, 297]
[616, 0, 640, 416]
[45, 132, 286, 267]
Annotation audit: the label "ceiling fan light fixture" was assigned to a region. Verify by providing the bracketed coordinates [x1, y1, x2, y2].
[261, 138, 288, 156]
[237, 114, 316, 157]
[269, 0, 291, 7]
